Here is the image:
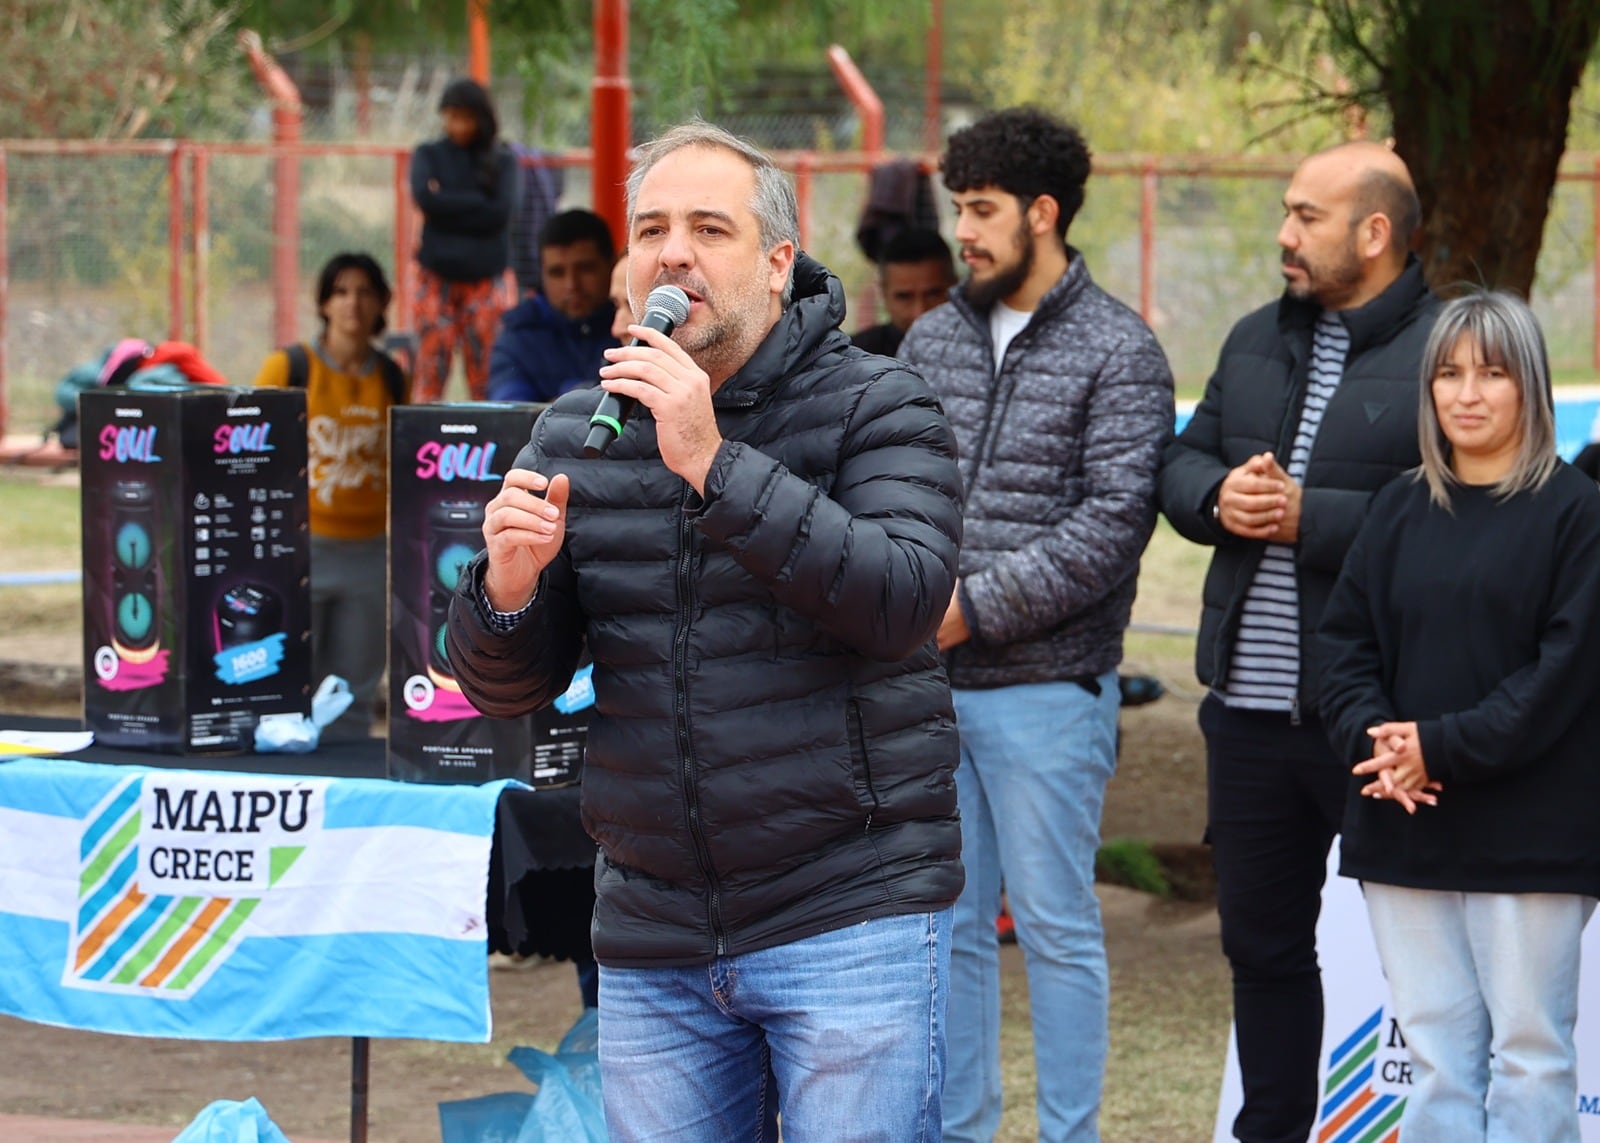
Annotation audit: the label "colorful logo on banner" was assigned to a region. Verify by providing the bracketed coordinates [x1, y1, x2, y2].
[66, 773, 322, 999]
[1317, 1007, 1406, 1143]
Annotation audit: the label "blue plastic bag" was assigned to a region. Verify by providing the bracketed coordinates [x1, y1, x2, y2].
[170, 1097, 293, 1143]
[439, 1009, 607, 1143]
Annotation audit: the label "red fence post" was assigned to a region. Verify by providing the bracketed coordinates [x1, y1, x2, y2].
[191, 147, 210, 359]
[468, 0, 491, 85]
[168, 147, 185, 343]
[924, 0, 943, 153]
[591, 0, 631, 250]
[241, 31, 303, 349]
[395, 151, 415, 331]
[827, 46, 885, 154]
[1139, 158, 1157, 326]
[794, 154, 814, 250]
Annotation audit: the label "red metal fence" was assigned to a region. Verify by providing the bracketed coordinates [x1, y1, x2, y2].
[5, 139, 1600, 449]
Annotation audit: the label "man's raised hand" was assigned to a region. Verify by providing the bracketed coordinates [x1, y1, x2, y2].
[482, 469, 570, 612]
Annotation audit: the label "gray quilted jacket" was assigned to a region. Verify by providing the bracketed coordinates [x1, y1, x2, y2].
[899, 251, 1174, 688]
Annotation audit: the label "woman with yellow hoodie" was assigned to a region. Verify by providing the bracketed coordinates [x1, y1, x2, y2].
[254, 252, 406, 740]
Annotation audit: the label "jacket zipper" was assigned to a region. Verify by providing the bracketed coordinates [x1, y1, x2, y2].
[1218, 327, 1313, 701]
[846, 699, 880, 830]
[673, 484, 725, 954]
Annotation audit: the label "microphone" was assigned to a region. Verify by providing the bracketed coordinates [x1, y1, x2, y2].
[584, 284, 693, 458]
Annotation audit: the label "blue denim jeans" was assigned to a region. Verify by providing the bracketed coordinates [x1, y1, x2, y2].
[597, 909, 951, 1142]
[945, 674, 1120, 1143]
[1364, 884, 1595, 1143]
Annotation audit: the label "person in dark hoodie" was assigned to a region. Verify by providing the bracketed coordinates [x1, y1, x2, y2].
[446, 121, 964, 1142]
[409, 77, 518, 402]
[487, 209, 619, 403]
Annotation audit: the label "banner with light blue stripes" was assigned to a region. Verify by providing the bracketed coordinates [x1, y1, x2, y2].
[0, 757, 511, 1043]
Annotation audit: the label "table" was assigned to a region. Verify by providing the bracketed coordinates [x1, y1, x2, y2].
[0, 715, 597, 1142]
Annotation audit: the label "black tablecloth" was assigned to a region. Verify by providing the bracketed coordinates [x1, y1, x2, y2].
[1, 715, 597, 960]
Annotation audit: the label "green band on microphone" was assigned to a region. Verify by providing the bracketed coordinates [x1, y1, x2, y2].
[590, 414, 623, 436]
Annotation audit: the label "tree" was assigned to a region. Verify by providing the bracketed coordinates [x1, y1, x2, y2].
[1322, 0, 1600, 296]
[0, 0, 245, 139]
[487, 0, 917, 134]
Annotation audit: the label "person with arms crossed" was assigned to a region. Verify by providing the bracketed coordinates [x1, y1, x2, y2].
[1318, 292, 1600, 1143]
[445, 121, 964, 1143]
[1155, 141, 1438, 1143]
[898, 106, 1175, 1143]
[409, 78, 517, 402]
[488, 208, 620, 403]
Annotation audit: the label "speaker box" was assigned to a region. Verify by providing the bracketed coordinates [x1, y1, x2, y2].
[387, 402, 590, 786]
[80, 388, 312, 754]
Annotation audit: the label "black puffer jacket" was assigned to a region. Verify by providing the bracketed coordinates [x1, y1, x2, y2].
[899, 252, 1175, 687]
[410, 138, 517, 282]
[1156, 259, 1438, 708]
[446, 254, 966, 967]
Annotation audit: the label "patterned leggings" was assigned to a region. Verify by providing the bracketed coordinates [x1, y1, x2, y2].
[410, 266, 509, 402]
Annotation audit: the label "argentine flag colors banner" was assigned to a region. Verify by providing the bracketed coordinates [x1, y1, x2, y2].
[0, 758, 508, 1043]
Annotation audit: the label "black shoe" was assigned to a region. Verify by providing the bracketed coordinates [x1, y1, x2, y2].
[1118, 673, 1165, 707]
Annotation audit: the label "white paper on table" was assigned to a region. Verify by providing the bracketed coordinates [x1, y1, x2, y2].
[0, 729, 95, 757]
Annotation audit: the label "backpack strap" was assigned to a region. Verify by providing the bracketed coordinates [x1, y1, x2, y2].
[283, 343, 310, 389]
[285, 342, 404, 404]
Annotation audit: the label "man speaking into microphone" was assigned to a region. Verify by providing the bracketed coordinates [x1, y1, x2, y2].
[446, 121, 965, 1143]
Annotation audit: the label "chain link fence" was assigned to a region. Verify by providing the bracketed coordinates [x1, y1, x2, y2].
[4, 141, 1598, 442]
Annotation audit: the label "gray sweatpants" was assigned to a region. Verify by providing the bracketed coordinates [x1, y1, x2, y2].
[309, 533, 387, 741]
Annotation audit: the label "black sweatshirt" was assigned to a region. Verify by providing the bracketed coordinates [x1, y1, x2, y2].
[1318, 462, 1600, 896]
[409, 138, 517, 283]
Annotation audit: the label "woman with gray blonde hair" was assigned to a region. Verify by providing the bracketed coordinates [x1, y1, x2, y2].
[1318, 290, 1600, 1143]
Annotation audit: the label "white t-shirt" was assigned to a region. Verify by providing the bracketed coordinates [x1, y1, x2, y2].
[989, 302, 1032, 369]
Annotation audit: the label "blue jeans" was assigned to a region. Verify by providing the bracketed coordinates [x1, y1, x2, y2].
[946, 674, 1120, 1143]
[1364, 884, 1595, 1143]
[597, 909, 951, 1142]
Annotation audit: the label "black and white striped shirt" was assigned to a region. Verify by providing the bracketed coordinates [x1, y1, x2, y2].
[1218, 311, 1350, 711]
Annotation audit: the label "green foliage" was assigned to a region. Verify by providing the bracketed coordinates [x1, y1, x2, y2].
[1096, 837, 1173, 898]
[488, 0, 924, 136]
[1318, 1, 1597, 156]
[0, 0, 248, 139]
[978, 0, 1358, 154]
[238, 0, 455, 53]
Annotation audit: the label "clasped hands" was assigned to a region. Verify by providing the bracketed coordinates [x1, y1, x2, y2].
[1353, 720, 1442, 815]
[1215, 452, 1302, 543]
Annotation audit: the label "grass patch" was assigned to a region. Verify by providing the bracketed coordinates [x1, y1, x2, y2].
[1098, 837, 1173, 898]
[0, 474, 80, 572]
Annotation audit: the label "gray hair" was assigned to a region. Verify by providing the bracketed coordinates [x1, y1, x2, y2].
[624, 120, 800, 305]
[1416, 290, 1558, 509]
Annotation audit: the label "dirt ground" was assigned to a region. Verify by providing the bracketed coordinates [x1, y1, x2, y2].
[0, 690, 1228, 1143]
[0, 471, 1230, 1142]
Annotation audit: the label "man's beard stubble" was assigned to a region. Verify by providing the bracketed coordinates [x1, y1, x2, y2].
[1282, 237, 1363, 308]
[961, 227, 1035, 311]
[642, 264, 772, 381]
